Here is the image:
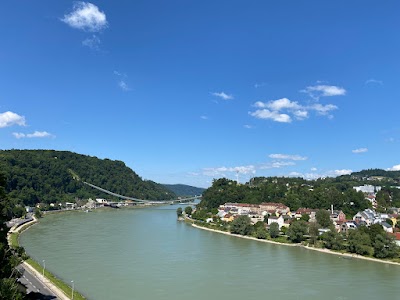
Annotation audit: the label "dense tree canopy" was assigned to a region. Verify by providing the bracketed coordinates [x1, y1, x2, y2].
[0, 150, 176, 206]
[0, 173, 25, 300]
[199, 174, 383, 215]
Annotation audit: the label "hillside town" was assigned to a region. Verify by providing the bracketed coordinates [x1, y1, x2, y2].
[210, 184, 400, 246]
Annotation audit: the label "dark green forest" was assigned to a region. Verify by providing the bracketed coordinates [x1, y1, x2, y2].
[163, 184, 205, 197]
[0, 150, 176, 206]
[199, 170, 400, 217]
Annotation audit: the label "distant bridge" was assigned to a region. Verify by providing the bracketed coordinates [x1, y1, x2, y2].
[83, 181, 202, 204]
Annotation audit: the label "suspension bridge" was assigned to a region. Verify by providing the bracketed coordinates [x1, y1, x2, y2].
[83, 181, 202, 205]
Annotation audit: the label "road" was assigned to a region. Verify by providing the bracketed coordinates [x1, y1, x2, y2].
[17, 264, 58, 299]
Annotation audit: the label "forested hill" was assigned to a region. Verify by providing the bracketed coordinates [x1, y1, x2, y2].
[162, 184, 205, 197]
[0, 150, 176, 205]
[199, 170, 400, 217]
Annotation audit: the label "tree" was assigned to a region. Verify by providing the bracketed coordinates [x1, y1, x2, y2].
[347, 229, 373, 256]
[315, 209, 332, 228]
[373, 234, 399, 259]
[269, 222, 280, 238]
[367, 223, 385, 243]
[308, 222, 320, 245]
[34, 207, 42, 219]
[0, 173, 25, 300]
[230, 215, 252, 235]
[287, 220, 308, 243]
[300, 214, 310, 222]
[176, 207, 182, 217]
[184, 206, 193, 216]
[255, 225, 267, 239]
[321, 230, 344, 250]
[263, 214, 269, 223]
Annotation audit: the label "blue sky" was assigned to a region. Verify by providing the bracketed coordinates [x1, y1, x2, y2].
[1, 1, 399, 188]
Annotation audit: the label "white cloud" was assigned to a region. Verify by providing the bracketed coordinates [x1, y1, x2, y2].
[62, 2, 108, 32]
[243, 124, 253, 129]
[211, 92, 233, 100]
[250, 97, 337, 123]
[114, 71, 131, 91]
[311, 167, 317, 171]
[13, 131, 53, 139]
[12, 132, 25, 139]
[309, 103, 338, 116]
[288, 171, 303, 177]
[249, 109, 292, 123]
[302, 85, 346, 99]
[0, 111, 26, 128]
[254, 82, 267, 88]
[352, 148, 368, 154]
[293, 110, 308, 120]
[82, 34, 101, 50]
[388, 164, 400, 171]
[202, 165, 256, 177]
[118, 80, 131, 91]
[260, 161, 295, 169]
[265, 98, 301, 111]
[269, 154, 307, 161]
[200, 115, 208, 120]
[365, 79, 383, 85]
[332, 169, 352, 176]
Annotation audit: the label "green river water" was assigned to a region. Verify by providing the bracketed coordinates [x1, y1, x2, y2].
[20, 205, 400, 300]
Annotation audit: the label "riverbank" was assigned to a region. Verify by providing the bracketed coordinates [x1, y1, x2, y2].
[8, 213, 87, 300]
[191, 223, 400, 266]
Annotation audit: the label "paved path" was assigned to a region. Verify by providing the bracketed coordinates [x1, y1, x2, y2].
[21, 262, 72, 300]
[17, 264, 58, 299]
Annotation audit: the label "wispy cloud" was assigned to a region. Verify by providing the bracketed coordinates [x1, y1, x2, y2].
[249, 109, 292, 123]
[331, 169, 352, 176]
[263, 161, 295, 169]
[114, 71, 131, 91]
[211, 92, 233, 100]
[0, 111, 26, 128]
[287, 168, 351, 180]
[269, 153, 307, 161]
[243, 124, 253, 129]
[249, 98, 337, 123]
[200, 115, 208, 120]
[365, 79, 383, 86]
[301, 85, 346, 99]
[202, 165, 256, 177]
[254, 82, 267, 88]
[202, 158, 298, 178]
[61, 2, 108, 32]
[13, 131, 54, 139]
[387, 164, 400, 171]
[118, 80, 131, 91]
[352, 148, 368, 154]
[82, 34, 101, 50]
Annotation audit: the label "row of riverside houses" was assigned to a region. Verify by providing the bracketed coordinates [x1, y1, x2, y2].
[217, 202, 346, 231]
[217, 202, 400, 241]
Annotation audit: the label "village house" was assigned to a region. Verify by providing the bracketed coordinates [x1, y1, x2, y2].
[295, 208, 318, 222]
[329, 210, 346, 223]
[259, 202, 290, 216]
[218, 202, 289, 223]
[267, 215, 285, 229]
[353, 185, 381, 194]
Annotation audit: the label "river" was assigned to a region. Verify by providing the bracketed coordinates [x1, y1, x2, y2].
[20, 205, 400, 300]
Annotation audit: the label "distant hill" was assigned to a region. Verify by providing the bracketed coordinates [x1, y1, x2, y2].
[0, 150, 176, 205]
[351, 169, 400, 181]
[162, 184, 205, 197]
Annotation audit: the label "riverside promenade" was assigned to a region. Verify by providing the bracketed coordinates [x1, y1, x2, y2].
[8, 217, 73, 300]
[191, 223, 400, 266]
